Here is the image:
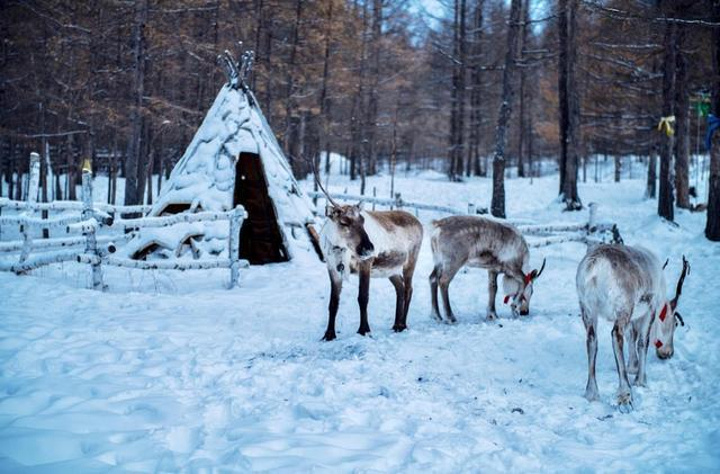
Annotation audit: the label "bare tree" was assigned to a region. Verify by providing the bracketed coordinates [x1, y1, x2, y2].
[674, 25, 690, 209]
[124, 0, 148, 206]
[558, 0, 582, 210]
[706, 0, 720, 241]
[490, 0, 523, 218]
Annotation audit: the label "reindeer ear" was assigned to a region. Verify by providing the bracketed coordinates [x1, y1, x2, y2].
[355, 202, 365, 212]
[326, 205, 342, 219]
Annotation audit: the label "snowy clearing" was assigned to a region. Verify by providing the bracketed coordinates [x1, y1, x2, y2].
[1, 173, 719, 472]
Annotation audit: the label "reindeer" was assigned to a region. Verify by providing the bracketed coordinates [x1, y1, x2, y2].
[316, 184, 423, 341]
[429, 216, 545, 323]
[576, 244, 689, 411]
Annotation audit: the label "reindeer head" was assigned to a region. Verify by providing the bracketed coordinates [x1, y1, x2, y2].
[503, 258, 546, 316]
[654, 256, 689, 360]
[325, 203, 375, 260]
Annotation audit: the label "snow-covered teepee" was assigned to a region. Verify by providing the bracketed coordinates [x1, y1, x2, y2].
[121, 50, 319, 265]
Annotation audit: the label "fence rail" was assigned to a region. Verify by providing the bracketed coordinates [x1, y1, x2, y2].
[308, 190, 620, 248]
[0, 155, 248, 290]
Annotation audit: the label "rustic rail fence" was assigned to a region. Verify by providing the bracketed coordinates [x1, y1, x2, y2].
[307, 190, 620, 248]
[0, 155, 248, 290]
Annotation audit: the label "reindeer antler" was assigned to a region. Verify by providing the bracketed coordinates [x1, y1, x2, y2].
[671, 255, 690, 308]
[528, 258, 546, 281]
[311, 156, 339, 209]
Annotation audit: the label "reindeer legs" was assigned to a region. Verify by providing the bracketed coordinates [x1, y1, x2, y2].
[438, 265, 460, 324]
[582, 306, 600, 402]
[390, 275, 406, 332]
[487, 270, 499, 321]
[357, 264, 372, 336]
[633, 312, 653, 387]
[627, 321, 640, 374]
[323, 271, 343, 341]
[612, 318, 633, 412]
[429, 267, 444, 323]
[402, 262, 416, 329]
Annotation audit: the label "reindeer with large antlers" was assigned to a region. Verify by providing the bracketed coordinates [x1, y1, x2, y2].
[576, 244, 689, 411]
[316, 173, 423, 341]
[429, 216, 546, 323]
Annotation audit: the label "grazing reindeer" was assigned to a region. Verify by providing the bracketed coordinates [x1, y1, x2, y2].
[576, 244, 689, 411]
[429, 216, 545, 322]
[317, 183, 423, 341]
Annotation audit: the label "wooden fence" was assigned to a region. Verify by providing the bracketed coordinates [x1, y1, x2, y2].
[307, 190, 620, 248]
[0, 154, 248, 290]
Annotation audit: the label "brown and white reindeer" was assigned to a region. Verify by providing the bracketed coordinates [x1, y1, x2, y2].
[429, 215, 546, 323]
[317, 182, 423, 341]
[576, 244, 689, 411]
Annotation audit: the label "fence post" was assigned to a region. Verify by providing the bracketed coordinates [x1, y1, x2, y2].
[228, 205, 243, 288]
[81, 161, 103, 290]
[372, 187, 377, 211]
[587, 202, 597, 232]
[468, 203, 476, 215]
[18, 153, 41, 265]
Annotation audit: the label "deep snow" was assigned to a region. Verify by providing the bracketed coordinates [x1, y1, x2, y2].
[1, 170, 719, 472]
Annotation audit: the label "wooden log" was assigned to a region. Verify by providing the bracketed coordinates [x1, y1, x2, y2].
[113, 209, 245, 230]
[78, 254, 250, 271]
[228, 206, 244, 288]
[0, 234, 130, 253]
[1, 249, 83, 273]
[82, 168, 103, 290]
[18, 152, 41, 264]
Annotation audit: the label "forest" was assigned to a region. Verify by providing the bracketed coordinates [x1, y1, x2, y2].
[1, 0, 719, 236]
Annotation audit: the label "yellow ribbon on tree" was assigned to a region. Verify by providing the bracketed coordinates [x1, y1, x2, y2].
[657, 115, 676, 137]
[82, 158, 92, 173]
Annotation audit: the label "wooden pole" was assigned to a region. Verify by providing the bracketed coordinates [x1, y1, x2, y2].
[82, 161, 103, 290]
[18, 152, 41, 265]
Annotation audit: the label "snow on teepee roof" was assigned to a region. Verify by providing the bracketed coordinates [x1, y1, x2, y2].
[121, 50, 319, 265]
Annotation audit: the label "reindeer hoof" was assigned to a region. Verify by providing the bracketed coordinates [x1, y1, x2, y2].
[584, 384, 600, 402]
[431, 312, 443, 323]
[446, 315, 457, 324]
[633, 376, 647, 388]
[486, 312, 498, 321]
[616, 392, 633, 413]
[357, 327, 371, 336]
[322, 331, 336, 342]
[392, 324, 407, 333]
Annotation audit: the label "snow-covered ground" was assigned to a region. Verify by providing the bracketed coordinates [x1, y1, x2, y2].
[1, 171, 719, 472]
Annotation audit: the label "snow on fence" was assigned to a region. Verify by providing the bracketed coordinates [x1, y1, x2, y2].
[0, 158, 248, 290]
[308, 191, 620, 248]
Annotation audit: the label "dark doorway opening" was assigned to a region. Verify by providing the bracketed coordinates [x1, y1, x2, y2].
[233, 152, 289, 264]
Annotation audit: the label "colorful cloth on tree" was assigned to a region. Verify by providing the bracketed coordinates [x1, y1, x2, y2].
[657, 116, 675, 137]
[706, 114, 720, 151]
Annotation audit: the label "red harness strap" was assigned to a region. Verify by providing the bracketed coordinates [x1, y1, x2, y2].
[504, 295, 511, 304]
[524, 273, 533, 285]
[655, 340, 663, 349]
[659, 304, 668, 322]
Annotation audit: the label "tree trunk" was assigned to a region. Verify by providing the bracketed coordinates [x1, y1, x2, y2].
[468, 0, 485, 177]
[320, 1, 334, 176]
[124, 0, 148, 206]
[706, 0, 720, 241]
[614, 155, 621, 182]
[364, 0, 382, 177]
[658, 15, 676, 222]
[558, 0, 582, 210]
[283, 0, 303, 160]
[674, 25, 690, 209]
[646, 147, 657, 199]
[490, 0, 523, 218]
[517, 0, 531, 179]
[448, 0, 460, 180]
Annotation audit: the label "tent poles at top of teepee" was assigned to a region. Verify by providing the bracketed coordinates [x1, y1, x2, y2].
[217, 44, 255, 95]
